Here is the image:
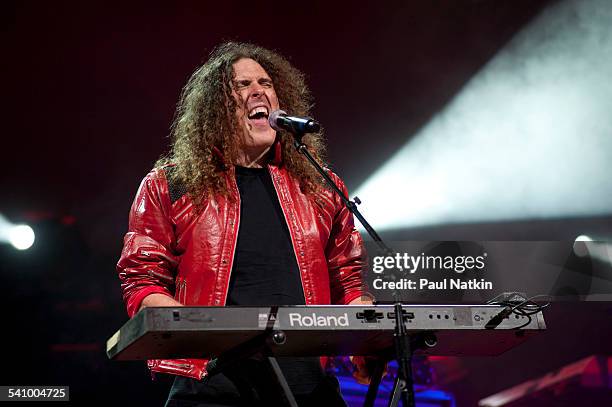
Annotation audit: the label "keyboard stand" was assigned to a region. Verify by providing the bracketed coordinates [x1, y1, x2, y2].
[205, 307, 298, 407]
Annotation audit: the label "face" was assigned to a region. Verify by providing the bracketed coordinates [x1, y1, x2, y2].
[231, 58, 280, 163]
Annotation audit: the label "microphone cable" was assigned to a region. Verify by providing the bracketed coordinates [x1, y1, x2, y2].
[485, 292, 550, 330]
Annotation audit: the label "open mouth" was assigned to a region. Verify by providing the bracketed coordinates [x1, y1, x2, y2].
[247, 106, 270, 124]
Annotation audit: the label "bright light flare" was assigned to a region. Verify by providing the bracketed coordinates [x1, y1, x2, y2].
[0, 214, 36, 251]
[8, 225, 35, 250]
[573, 235, 612, 264]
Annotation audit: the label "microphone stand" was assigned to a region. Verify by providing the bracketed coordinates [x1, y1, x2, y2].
[290, 133, 414, 407]
[291, 138, 393, 256]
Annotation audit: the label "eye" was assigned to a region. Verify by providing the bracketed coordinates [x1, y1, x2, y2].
[234, 80, 250, 89]
[259, 79, 273, 88]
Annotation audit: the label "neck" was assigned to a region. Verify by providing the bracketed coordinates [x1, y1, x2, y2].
[235, 146, 271, 168]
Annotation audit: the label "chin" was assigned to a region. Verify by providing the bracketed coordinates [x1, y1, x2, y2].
[248, 130, 277, 146]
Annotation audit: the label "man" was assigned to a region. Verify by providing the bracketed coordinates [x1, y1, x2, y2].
[117, 42, 373, 406]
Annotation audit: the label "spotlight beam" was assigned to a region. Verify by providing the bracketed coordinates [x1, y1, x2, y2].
[355, 0, 612, 231]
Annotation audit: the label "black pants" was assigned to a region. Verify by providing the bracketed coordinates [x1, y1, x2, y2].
[164, 359, 346, 407]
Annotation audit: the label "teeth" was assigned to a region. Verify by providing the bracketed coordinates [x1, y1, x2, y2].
[248, 106, 269, 116]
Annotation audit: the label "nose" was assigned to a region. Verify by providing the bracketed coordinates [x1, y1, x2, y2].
[249, 83, 265, 99]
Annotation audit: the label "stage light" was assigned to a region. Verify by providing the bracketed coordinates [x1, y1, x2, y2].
[573, 234, 593, 257]
[0, 214, 36, 251]
[8, 225, 35, 250]
[354, 0, 612, 231]
[573, 234, 612, 265]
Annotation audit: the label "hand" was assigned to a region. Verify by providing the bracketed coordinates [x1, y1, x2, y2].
[139, 293, 183, 311]
[348, 295, 383, 384]
[348, 295, 375, 306]
[350, 356, 387, 385]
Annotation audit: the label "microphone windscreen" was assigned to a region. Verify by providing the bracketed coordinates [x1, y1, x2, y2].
[268, 109, 287, 131]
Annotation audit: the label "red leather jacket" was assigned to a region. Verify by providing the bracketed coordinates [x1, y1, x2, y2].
[117, 156, 368, 380]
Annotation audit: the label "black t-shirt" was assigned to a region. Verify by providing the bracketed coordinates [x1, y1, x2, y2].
[227, 166, 324, 395]
[227, 166, 304, 306]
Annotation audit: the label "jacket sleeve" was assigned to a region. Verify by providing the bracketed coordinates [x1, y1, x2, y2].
[117, 169, 179, 317]
[325, 172, 373, 305]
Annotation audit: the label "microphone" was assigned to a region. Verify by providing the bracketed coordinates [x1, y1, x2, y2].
[269, 110, 321, 134]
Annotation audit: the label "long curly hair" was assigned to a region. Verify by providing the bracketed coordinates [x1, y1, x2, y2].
[156, 42, 327, 204]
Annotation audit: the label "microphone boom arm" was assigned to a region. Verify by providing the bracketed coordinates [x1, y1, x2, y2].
[285, 121, 414, 407]
[291, 137, 393, 256]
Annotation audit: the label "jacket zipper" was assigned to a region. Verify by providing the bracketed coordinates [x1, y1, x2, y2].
[160, 360, 192, 368]
[142, 249, 178, 266]
[222, 171, 241, 306]
[175, 277, 187, 304]
[267, 166, 308, 304]
[147, 269, 174, 283]
[175, 202, 193, 221]
[175, 277, 182, 301]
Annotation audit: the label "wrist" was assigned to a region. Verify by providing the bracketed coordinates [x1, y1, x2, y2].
[139, 293, 182, 311]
